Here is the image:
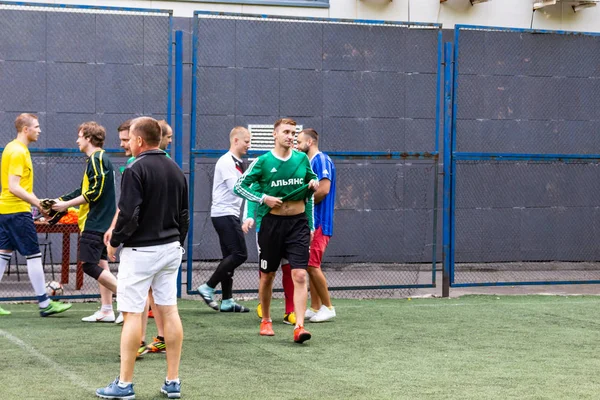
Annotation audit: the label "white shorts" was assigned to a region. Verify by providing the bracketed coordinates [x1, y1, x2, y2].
[117, 241, 183, 313]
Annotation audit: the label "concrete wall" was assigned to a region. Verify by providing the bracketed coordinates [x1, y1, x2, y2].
[10, 0, 600, 32]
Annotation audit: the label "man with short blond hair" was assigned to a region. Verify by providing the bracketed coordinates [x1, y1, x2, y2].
[198, 126, 251, 313]
[0, 113, 72, 317]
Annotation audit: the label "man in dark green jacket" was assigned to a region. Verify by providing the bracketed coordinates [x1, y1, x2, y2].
[52, 122, 118, 321]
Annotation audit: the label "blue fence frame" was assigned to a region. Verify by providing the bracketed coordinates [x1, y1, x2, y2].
[187, 12, 443, 295]
[445, 25, 600, 289]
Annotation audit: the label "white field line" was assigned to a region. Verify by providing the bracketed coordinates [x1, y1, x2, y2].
[0, 329, 95, 393]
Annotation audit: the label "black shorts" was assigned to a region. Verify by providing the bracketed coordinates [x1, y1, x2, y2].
[78, 230, 108, 264]
[258, 213, 310, 273]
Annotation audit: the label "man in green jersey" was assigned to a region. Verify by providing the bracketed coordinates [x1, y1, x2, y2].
[234, 118, 318, 343]
[118, 120, 135, 174]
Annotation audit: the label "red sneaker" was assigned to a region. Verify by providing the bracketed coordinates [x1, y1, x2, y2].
[293, 325, 311, 344]
[259, 320, 274, 336]
[148, 308, 154, 318]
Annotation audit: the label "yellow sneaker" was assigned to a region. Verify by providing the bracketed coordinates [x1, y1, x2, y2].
[136, 341, 147, 359]
[256, 303, 262, 319]
[283, 312, 296, 325]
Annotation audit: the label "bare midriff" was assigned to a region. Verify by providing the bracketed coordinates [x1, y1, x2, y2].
[269, 199, 305, 216]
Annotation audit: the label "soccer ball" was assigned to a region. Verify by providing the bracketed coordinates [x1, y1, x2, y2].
[45, 281, 64, 297]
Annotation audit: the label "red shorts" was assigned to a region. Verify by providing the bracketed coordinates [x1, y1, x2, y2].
[308, 227, 330, 268]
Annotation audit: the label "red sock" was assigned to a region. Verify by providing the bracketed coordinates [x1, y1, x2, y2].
[281, 263, 294, 314]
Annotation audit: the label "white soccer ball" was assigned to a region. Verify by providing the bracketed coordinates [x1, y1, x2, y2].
[46, 281, 64, 297]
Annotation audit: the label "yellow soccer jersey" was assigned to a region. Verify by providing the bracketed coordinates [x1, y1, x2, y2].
[0, 140, 33, 214]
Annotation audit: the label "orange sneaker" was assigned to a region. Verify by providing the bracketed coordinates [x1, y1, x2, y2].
[148, 308, 154, 318]
[293, 325, 311, 344]
[259, 320, 275, 336]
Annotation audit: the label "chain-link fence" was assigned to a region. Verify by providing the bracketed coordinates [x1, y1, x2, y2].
[187, 156, 439, 299]
[450, 26, 600, 287]
[0, 152, 130, 301]
[0, 2, 172, 301]
[188, 12, 442, 299]
[453, 158, 600, 285]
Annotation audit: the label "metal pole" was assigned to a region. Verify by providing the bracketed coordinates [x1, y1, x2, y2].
[442, 42, 454, 298]
[174, 30, 184, 169]
[175, 30, 183, 298]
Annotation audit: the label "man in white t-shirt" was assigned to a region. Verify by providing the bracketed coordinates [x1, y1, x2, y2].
[197, 127, 251, 312]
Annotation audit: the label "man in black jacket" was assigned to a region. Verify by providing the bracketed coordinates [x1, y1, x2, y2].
[97, 117, 189, 400]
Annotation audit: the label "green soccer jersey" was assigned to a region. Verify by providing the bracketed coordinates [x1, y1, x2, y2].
[119, 152, 170, 174]
[119, 156, 136, 174]
[243, 183, 263, 230]
[234, 149, 317, 230]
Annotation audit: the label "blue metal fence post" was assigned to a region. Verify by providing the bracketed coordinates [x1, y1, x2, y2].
[442, 42, 454, 298]
[430, 29, 443, 287]
[175, 30, 184, 298]
[187, 14, 200, 295]
[166, 15, 173, 125]
[174, 30, 184, 169]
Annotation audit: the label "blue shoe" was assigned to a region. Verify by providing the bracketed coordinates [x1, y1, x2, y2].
[220, 300, 249, 313]
[161, 380, 181, 399]
[197, 284, 218, 311]
[96, 377, 135, 399]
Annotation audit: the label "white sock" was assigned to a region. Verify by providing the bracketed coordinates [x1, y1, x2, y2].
[117, 380, 132, 388]
[101, 305, 114, 313]
[26, 254, 50, 308]
[166, 378, 180, 384]
[0, 253, 11, 283]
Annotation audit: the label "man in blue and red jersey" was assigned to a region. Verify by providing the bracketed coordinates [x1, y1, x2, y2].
[296, 128, 336, 322]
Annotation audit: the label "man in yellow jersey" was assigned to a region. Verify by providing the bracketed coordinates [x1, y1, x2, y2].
[52, 122, 118, 308]
[0, 113, 72, 316]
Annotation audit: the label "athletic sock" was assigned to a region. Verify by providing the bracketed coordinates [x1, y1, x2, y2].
[26, 254, 50, 308]
[0, 253, 11, 283]
[221, 298, 234, 308]
[101, 305, 114, 312]
[118, 380, 132, 388]
[281, 263, 294, 314]
[166, 378, 180, 385]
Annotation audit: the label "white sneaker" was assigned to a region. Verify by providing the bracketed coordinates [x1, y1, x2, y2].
[114, 312, 124, 324]
[81, 310, 115, 323]
[309, 305, 336, 323]
[305, 307, 318, 319]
